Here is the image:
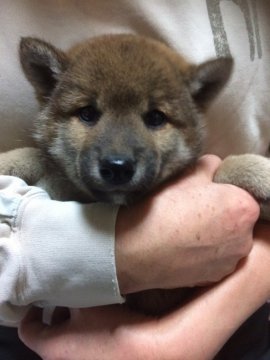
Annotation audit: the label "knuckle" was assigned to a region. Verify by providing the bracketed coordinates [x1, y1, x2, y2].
[241, 236, 253, 254]
[237, 192, 260, 221]
[231, 237, 253, 259]
[224, 187, 260, 226]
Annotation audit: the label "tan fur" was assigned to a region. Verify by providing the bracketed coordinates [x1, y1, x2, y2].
[16, 34, 234, 205]
[2, 34, 267, 314]
[0, 148, 44, 184]
[214, 154, 270, 220]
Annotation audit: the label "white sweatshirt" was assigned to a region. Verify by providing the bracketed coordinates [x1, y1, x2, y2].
[0, 0, 269, 324]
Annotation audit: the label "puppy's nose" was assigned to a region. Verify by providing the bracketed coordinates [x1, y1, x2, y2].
[99, 156, 135, 185]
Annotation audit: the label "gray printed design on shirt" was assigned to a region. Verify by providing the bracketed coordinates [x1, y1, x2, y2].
[206, 0, 262, 60]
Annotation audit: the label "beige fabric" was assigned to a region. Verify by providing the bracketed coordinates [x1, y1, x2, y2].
[0, 176, 122, 326]
[0, 0, 270, 156]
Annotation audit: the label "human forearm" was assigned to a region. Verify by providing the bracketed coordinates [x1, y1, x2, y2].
[153, 223, 270, 360]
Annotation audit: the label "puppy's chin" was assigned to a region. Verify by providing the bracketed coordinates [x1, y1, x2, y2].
[91, 188, 147, 205]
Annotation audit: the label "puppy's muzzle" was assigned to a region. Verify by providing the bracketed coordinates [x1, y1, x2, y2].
[99, 155, 136, 186]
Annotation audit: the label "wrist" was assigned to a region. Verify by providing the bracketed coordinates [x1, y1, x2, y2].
[115, 203, 155, 295]
[115, 206, 140, 295]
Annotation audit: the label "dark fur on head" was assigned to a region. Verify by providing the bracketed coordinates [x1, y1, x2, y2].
[20, 34, 233, 205]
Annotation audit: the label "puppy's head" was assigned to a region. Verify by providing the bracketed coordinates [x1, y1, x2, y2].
[20, 34, 232, 204]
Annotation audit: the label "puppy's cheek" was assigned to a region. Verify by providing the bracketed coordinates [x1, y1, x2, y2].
[158, 139, 193, 181]
[78, 153, 92, 185]
[132, 146, 158, 183]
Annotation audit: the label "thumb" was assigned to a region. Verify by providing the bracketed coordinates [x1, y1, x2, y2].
[196, 155, 222, 180]
[18, 307, 68, 353]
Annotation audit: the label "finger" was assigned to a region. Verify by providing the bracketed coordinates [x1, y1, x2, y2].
[18, 307, 68, 353]
[21, 306, 43, 325]
[177, 154, 222, 186]
[18, 307, 47, 351]
[196, 154, 222, 180]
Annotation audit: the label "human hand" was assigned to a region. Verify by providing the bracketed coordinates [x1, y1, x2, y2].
[116, 155, 260, 294]
[18, 222, 270, 360]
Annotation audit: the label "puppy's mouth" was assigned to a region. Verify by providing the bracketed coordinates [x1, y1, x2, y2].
[79, 153, 159, 204]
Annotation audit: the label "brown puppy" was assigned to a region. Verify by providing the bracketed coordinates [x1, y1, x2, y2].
[1, 35, 233, 203]
[0, 34, 269, 314]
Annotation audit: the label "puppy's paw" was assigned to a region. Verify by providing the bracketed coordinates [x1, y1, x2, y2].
[0, 147, 44, 184]
[214, 154, 270, 201]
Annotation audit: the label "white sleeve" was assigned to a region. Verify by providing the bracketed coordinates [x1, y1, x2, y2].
[0, 176, 124, 326]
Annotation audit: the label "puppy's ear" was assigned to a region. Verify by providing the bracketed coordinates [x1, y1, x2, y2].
[188, 57, 233, 110]
[19, 37, 68, 104]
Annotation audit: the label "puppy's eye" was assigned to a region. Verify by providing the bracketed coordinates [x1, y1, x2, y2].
[76, 106, 101, 125]
[143, 110, 168, 129]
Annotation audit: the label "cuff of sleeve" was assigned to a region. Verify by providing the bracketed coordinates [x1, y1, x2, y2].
[73, 202, 125, 306]
[17, 199, 125, 308]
